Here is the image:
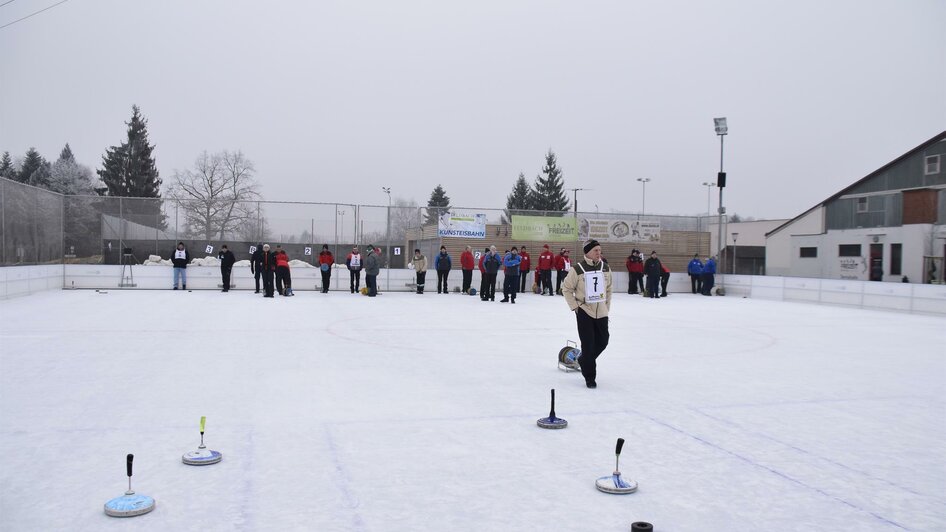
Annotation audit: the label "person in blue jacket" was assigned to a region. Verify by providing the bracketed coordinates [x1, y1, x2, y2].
[434, 245, 452, 294]
[701, 255, 716, 296]
[500, 247, 522, 303]
[687, 253, 704, 294]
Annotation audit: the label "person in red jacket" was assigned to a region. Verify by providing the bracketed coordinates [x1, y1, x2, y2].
[460, 245, 475, 294]
[537, 244, 555, 296]
[275, 246, 294, 296]
[554, 248, 571, 295]
[318, 244, 334, 293]
[627, 249, 644, 295]
[518, 246, 531, 294]
[660, 263, 671, 297]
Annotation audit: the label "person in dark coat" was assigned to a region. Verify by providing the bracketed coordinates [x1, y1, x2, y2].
[217, 245, 236, 292]
[251, 243, 264, 293]
[482, 245, 502, 301]
[478, 247, 488, 299]
[346, 245, 363, 294]
[364, 245, 381, 297]
[687, 253, 703, 294]
[171, 242, 190, 290]
[434, 246, 452, 294]
[701, 256, 716, 296]
[260, 244, 277, 298]
[643, 251, 662, 299]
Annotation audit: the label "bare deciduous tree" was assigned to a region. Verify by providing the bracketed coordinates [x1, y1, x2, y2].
[167, 150, 262, 240]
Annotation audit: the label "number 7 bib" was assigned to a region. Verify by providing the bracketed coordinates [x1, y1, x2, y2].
[584, 271, 605, 302]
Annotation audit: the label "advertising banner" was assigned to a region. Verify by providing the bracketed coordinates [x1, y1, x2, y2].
[511, 215, 578, 242]
[438, 213, 487, 238]
[577, 218, 660, 243]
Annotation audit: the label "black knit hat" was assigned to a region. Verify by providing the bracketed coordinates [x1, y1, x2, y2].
[583, 239, 600, 254]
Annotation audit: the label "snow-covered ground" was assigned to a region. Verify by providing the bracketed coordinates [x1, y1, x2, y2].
[1, 290, 944, 531]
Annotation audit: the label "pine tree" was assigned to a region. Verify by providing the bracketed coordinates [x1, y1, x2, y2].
[28, 161, 52, 189]
[97, 105, 165, 226]
[17, 148, 46, 184]
[531, 149, 569, 213]
[424, 184, 451, 225]
[49, 143, 95, 195]
[59, 143, 75, 163]
[503, 172, 533, 223]
[0, 151, 13, 179]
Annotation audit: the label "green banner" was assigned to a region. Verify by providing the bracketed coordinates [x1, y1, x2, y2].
[511, 215, 578, 242]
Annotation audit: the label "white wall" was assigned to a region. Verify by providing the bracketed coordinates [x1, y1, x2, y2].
[708, 219, 788, 252]
[788, 225, 937, 282]
[0, 265, 63, 300]
[765, 206, 825, 276]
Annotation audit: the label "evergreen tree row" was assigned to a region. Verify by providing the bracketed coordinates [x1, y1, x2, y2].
[504, 149, 570, 220]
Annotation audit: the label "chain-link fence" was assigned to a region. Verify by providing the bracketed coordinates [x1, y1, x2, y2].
[2, 177, 711, 273]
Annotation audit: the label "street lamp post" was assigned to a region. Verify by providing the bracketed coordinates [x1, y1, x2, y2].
[636, 178, 651, 214]
[713, 117, 728, 295]
[569, 187, 590, 217]
[701, 181, 716, 257]
[382, 187, 391, 292]
[732, 232, 739, 275]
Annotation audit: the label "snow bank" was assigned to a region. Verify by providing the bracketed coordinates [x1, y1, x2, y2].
[142, 254, 171, 266]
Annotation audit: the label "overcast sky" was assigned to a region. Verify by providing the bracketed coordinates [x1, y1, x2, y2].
[1, 0, 944, 219]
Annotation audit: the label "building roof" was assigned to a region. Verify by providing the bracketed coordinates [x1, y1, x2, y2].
[766, 130, 946, 238]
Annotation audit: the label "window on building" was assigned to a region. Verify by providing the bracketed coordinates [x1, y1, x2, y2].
[799, 247, 818, 258]
[890, 243, 902, 275]
[839, 244, 861, 257]
[926, 155, 941, 175]
[856, 197, 868, 213]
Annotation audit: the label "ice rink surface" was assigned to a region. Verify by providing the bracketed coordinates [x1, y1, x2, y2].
[1, 288, 944, 531]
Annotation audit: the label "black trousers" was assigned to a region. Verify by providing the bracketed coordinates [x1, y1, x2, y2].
[276, 266, 291, 294]
[556, 270, 566, 294]
[484, 273, 497, 300]
[660, 272, 669, 296]
[320, 269, 331, 292]
[479, 272, 487, 297]
[416, 271, 426, 293]
[221, 267, 232, 290]
[630, 272, 644, 294]
[690, 273, 701, 294]
[576, 308, 609, 384]
[503, 274, 519, 300]
[701, 273, 715, 295]
[262, 269, 275, 296]
[519, 269, 530, 293]
[350, 270, 361, 292]
[462, 269, 473, 293]
[437, 270, 449, 293]
[541, 270, 553, 295]
[646, 274, 660, 298]
[366, 274, 377, 296]
[254, 268, 262, 292]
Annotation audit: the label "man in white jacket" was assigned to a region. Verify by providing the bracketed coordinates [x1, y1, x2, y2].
[561, 239, 612, 389]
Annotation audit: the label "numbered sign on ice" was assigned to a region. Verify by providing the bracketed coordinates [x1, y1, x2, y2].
[249, 246, 257, 254]
[304, 247, 312, 256]
[394, 247, 401, 256]
[205, 245, 214, 254]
